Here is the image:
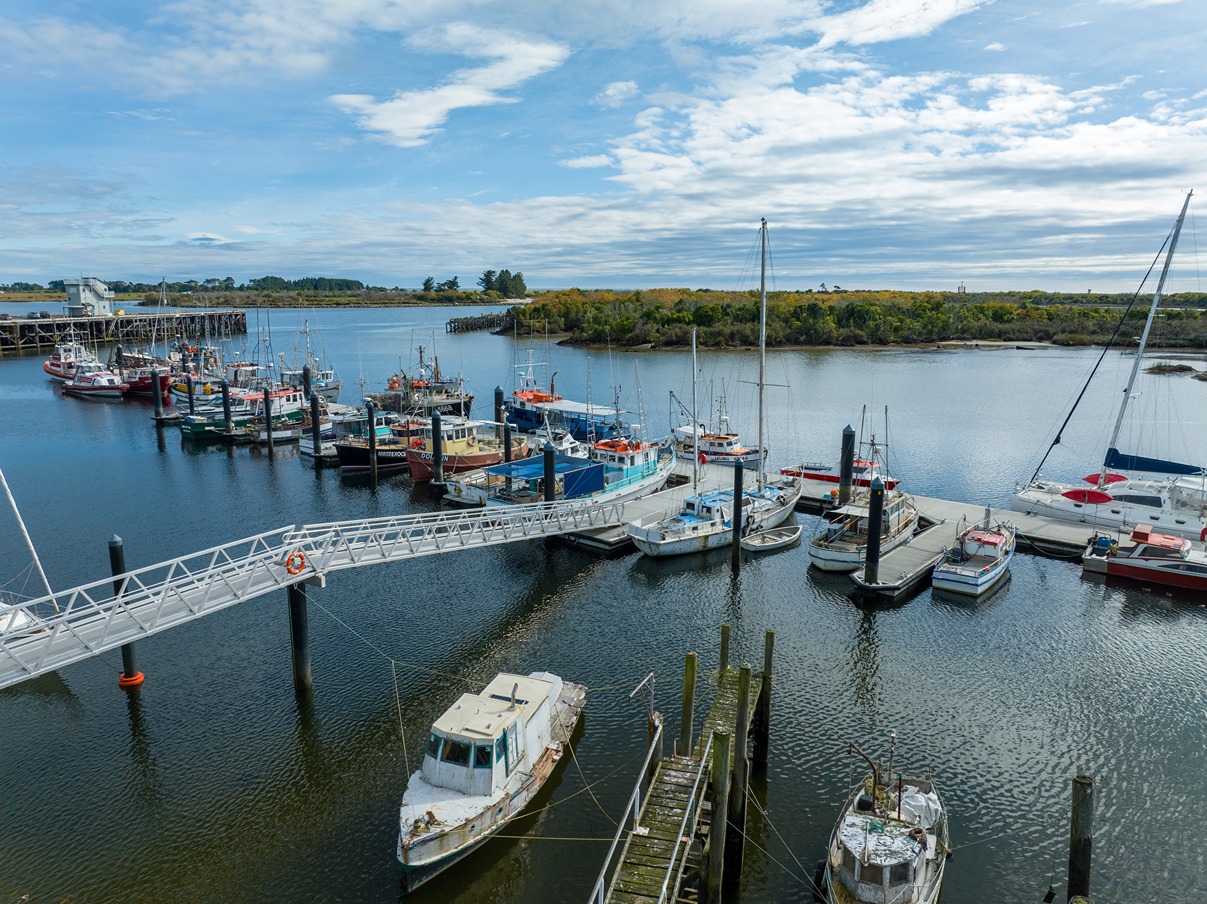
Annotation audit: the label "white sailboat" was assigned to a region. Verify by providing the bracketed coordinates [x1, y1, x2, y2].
[628, 220, 801, 557]
[1011, 190, 1207, 540]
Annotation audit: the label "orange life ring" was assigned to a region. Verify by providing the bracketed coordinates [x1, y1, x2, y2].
[1200, 527, 1207, 543]
[698, 452, 708, 464]
[467, 434, 476, 447]
[285, 551, 306, 575]
[411, 438, 423, 448]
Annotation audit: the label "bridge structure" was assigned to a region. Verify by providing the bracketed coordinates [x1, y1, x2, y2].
[0, 498, 629, 691]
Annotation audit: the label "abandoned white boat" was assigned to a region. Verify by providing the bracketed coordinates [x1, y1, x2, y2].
[396, 671, 586, 892]
[740, 523, 802, 552]
[818, 736, 949, 904]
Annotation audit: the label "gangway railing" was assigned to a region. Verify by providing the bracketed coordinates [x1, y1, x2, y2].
[0, 499, 629, 689]
[590, 717, 665, 903]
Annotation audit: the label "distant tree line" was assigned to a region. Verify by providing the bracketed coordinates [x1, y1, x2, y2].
[505, 288, 1207, 348]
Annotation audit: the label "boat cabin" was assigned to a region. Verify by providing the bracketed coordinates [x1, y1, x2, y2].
[421, 672, 561, 798]
[1127, 524, 1190, 556]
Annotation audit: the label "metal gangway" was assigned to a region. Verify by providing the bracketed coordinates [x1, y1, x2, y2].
[0, 499, 629, 690]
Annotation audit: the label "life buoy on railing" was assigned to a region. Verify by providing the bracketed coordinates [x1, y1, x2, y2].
[467, 435, 476, 447]
[698, 452, 708, 464]
[285, 551, 306, 575]
[411, 438, 423, 448]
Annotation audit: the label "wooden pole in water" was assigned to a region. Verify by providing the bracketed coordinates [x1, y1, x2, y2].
[108, 535, 144, 689]
[863, 476, 885, 586]
[151, 367, 164, 420]
[263, 385, 274, 459]
[430, 410, 444, 486]
[839, 424, 855, 505]
[707, 729, 732, 904]
[543, 441, 556, 502]
[1067, 771, 1094, 901]
[719, 622, 730, 673]
[753, 629, 774, 767]
[680, 651, 697, 756]
[309, 392, 322, 461]
[288, 582, 313, 694]
[221, 379, 233, 437]
[731, 464, 743, 572]
[727, 664, 752, 869]
[494, 385, 505, 441]
[186, 373, 195, 414]
[503, 420, 513, 463]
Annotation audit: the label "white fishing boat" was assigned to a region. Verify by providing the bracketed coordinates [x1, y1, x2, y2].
[817, 734, 949, 904]
[62, 361, 129, 399]
[740, 524, 802, 552]
[1082, 524, 1207, 592]
[930, 510, 1016, 596]
[397, 671, 586, 892]
[42, 335, 99, 382]
[670, 393, 763, 469]
[628, 222, 801, 558]
[1011, 190, 1207, 540]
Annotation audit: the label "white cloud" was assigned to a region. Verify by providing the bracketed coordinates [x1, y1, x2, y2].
[596, 81, 639, 107]
[814, 0, 994, 49]
[984, 41, 1005, 51]
[331, 24, 569, 146]
[561, 155, 615, 168]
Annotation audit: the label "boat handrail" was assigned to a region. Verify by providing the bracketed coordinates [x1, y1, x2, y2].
[588, 717, 665, 904]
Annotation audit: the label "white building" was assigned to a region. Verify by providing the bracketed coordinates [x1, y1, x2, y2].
[64, 277, 115, 316]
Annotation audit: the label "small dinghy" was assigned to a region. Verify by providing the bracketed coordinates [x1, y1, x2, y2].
[741, 523, 802, 552]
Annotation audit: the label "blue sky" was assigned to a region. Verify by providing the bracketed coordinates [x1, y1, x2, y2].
[1, 0, 1204, 291]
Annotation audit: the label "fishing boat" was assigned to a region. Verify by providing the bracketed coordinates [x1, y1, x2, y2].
[278, 320, 342, 401]
[405, 417, 528, 480]
[445, 418, 583, 505]
[303, 408, 401, 464]
[628, 225, 801, 558]
[670, 394, 763, 469]
[61, 362, 129, 399]
[178, 386, 310, 441]
[1011, 191, 1207, 541]
[816, 734, 948, 904]
[780, 457, 899, 492]
[370, 345, 473, 420]
[930, 510, 1016, 596]
[481, 432, 674, 507]
[42, 337, 99, 382]
[396, 670, 586, 892]
[740, 523, 802, 552]
[808, 466, 919, 572]
[1082, 524, 1207, 591]
[110, 347, 172, 399]
[169, 360, 264, 403]
[505, 351, 630, 442]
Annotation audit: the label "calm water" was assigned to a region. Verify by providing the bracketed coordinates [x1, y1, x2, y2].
[1, 307, 1205, 904]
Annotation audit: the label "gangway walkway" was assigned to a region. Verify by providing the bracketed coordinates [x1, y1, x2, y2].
[0, 499, 629, 690]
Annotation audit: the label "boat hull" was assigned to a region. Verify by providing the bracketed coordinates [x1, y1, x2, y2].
[334, 439, 415, 474]
[406, 448, 508, 480]
[1082, 549, 1207, 591]
[809, 513, 918, 572]
[931, 553, 1013, 596]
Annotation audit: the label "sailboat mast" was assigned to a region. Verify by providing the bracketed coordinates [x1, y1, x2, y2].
[0, 468, 53, 599]
[691, 329, 699, 488]
[1100, 190, 1193, 485]
[757, 217, 768, 490]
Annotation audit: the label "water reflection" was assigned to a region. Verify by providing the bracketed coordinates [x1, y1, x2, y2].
[845, 609, 882, 719]
[929, 573, 1012, 616]
[123, 688, 163, 810]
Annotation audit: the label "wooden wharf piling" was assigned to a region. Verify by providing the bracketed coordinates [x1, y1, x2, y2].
[0, 310, 247, 357]
[446, 312, 509, 333]
[597, 630, 770, 904]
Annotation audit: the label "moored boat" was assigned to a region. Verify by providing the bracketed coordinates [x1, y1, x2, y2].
[817, 735, 949, 904]
[62, 362, 129, 399]
[931, 512, 1016, 596]
[43, 337, 99, 383]
[397, 670, 585, 892]
[370, 345, 473, 420]
[505, 350, 629, 442]
[405, 418, 527, 480]
[178, 385, 309, 441]
[1082, 524, 1207, 591]
[809, 487, 919, 572]
[740, 523, 802, 552]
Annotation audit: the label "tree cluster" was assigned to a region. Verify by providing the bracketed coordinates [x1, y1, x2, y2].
[504, 288, 1207, 349]
[477, 269, 527, 298]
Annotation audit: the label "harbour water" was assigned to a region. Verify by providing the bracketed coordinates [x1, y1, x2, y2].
[1, 306, 1204, 903]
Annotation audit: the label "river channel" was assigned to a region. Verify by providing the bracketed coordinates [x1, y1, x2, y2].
[0, 305, 1204, 903]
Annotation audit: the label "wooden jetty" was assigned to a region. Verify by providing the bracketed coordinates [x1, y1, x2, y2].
[592, 627, 774, 904]
[0, 310, 247, 357]
[446, 312, 509, 333]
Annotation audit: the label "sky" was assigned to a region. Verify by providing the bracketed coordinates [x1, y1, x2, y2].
[1, 0, 1205, 292]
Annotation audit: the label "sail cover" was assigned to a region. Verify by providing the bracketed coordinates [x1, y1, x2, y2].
[1104, 447, 1204, 477]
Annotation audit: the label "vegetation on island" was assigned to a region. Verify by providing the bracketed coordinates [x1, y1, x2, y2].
[503, 288, 1207, 349]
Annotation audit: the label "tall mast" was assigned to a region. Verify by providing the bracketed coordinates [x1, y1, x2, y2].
[1100, 190, 1193, 486]
[757, 217, 768, 491]
[691, 328, 699, 489]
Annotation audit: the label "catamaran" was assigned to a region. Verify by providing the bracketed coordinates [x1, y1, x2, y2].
[1011, 191, 1207, 540]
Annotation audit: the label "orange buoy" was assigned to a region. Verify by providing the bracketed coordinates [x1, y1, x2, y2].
[118, 671, 145, 689]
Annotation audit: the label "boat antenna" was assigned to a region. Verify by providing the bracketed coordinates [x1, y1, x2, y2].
[0, 467, 55, 606]
[1027, 191, 1190, 485]
[1099, 189, 1194, 487]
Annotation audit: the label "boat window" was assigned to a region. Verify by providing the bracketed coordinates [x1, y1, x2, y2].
[496, 735, 509, 774]
[474, 745, 493, 768]
[860, 862, 883, 885]
[427, 733, 441, 758]
[1114, 494, 1163, 508]
[441, 739, 471, 766]
[890, 862, 911, 885]
[842, 847, 856, 874]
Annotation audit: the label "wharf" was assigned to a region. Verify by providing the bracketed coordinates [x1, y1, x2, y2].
[569, 460, 739, 551]
[0, 310, 246, 357]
